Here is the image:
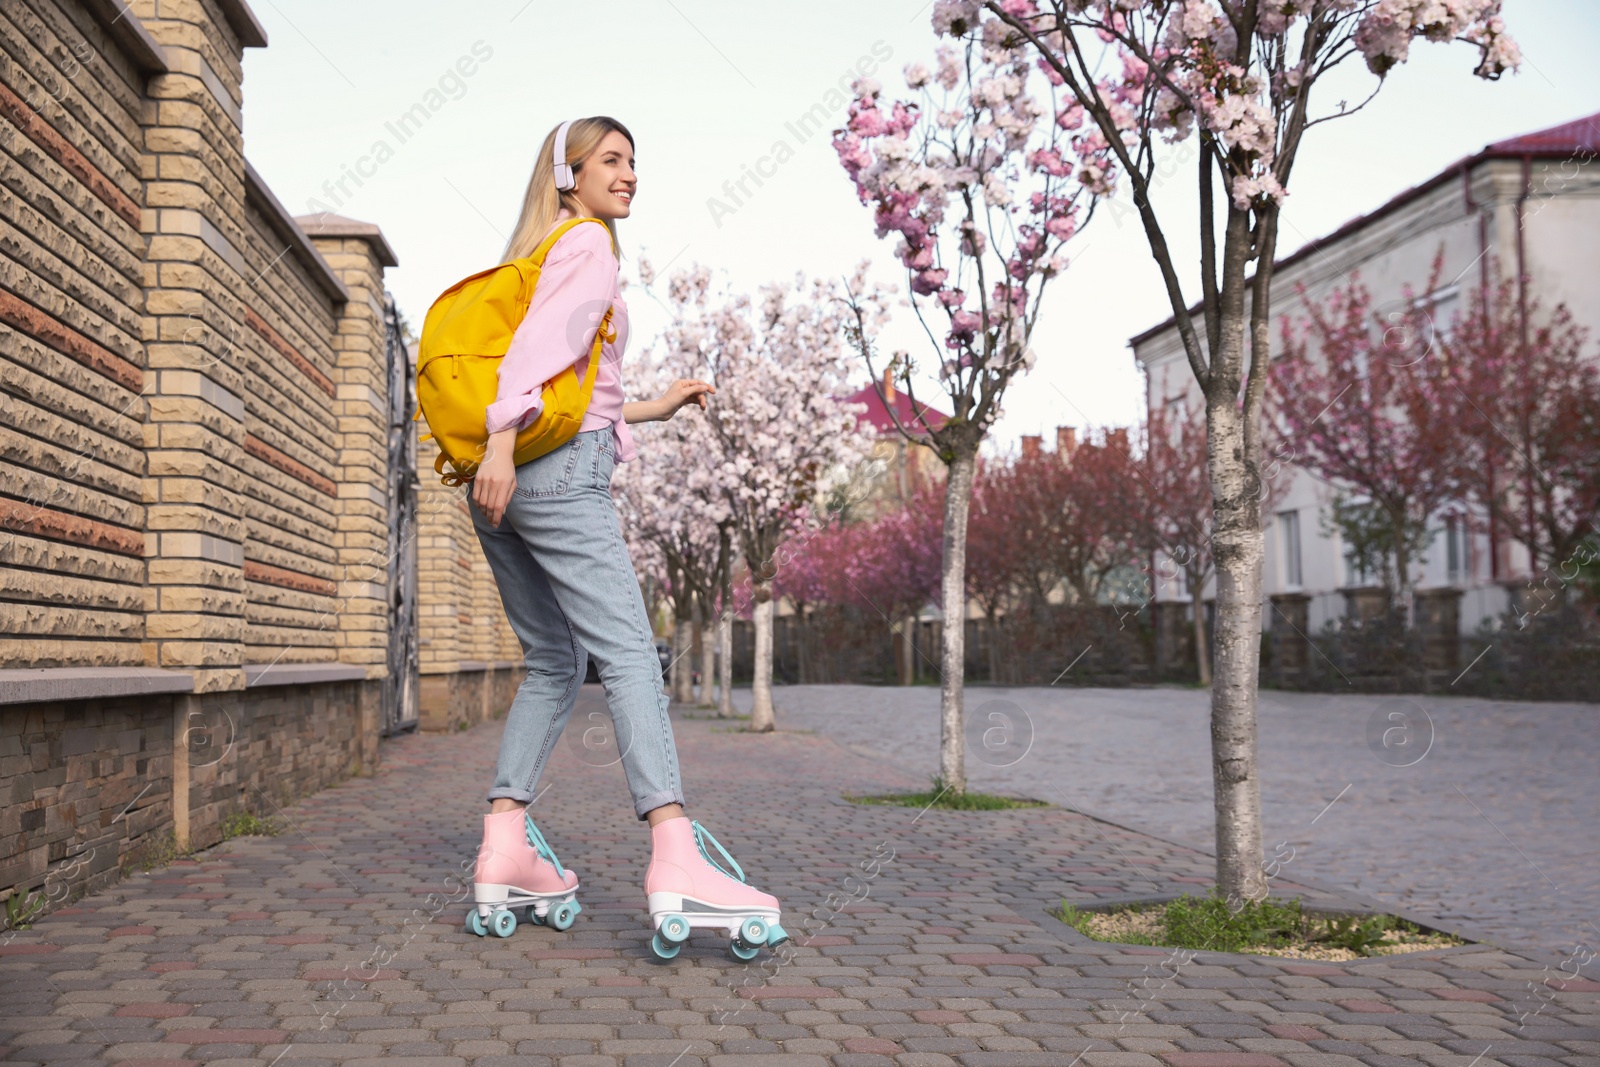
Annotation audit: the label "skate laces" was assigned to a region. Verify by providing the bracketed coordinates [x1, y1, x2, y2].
[690, 821, 746, 884]
[524, 813, 565, 873]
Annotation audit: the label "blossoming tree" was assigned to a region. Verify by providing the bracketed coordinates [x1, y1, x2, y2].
[613, 344, 730, 706]
[1443, 269, 1599, 586]
[650, 263, 876, 731]
[1270, 261, 1460, 618]
[832, 27, 1106, 795]
[976, 0, 1519, 901]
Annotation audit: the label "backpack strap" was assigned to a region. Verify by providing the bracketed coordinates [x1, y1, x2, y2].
[577, 306, 615, 391]
[437, 451, 472, 487]
[530, 216, 611, 267]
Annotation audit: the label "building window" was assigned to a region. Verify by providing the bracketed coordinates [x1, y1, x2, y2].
[1444, 512, 1467, 585]
[1278, 510, 1302, 589]
[1342, 542, 1373, 588]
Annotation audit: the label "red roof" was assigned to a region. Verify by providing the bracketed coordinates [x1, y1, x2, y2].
[1129, 109, 1600, 349]
[1487, 111, 1600, 154]
[842, 381, 950, 437]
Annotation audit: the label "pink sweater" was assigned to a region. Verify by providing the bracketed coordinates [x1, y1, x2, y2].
[485, 210, 636, 462]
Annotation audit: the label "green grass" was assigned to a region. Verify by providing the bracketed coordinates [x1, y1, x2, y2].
[848, 776, 1049, 811]
[121, 829, 195, 875]
[1056, 892, 1459, 957]
[3, 890, 45, 932]
[220, 811, 280, 840]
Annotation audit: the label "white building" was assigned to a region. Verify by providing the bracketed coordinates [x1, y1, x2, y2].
[1131, 110, 1600, 635]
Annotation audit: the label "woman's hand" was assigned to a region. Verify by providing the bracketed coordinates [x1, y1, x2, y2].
[472, 428, 519, 527]
[658, 378, 715, 420]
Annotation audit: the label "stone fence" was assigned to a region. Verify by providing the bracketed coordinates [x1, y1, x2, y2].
[728, 588, 1598, 701]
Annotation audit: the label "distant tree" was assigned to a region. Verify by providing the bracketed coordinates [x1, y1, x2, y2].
[1141, 399, 1220, 684]
[1056, 430, 1142, 605]
[834, 29, 1104, 794]
[1270, 259, 1460, 617]
[1445, 268, 1600, 586]
[643, 264, 875, 731]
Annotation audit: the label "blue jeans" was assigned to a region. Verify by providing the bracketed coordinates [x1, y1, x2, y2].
[469, 426, 684, 819]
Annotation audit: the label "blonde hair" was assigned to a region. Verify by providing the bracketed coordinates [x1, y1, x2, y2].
[502, 116, 633, 263]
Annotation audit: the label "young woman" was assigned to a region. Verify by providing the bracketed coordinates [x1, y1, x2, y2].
[463, 116, 787, 959]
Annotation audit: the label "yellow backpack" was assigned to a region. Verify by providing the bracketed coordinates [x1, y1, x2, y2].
[415, 216, 616, 485]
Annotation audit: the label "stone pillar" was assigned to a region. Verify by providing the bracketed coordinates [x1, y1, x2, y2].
[136, 2, 264, 693]
[415, 439, 473, 731]
[1152, 600, 1192, 677]
[1269, 593, 1310, 681]
[1341, 586, 1391, 625]
[1414, 587, 1462, 673]
[298, 216, 399, 680]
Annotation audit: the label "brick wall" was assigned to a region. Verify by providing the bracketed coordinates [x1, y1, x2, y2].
[414, 438, 521, 732]
[0, 0, 407, 918]
[1, 0, 153, 670]
[0, 696, 174, 902]
[1, 0, 531, 917]
[2, 0, 396, 684]
[0, 679, 381, 911]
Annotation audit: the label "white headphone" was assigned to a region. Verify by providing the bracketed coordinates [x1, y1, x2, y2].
[553, 119, 576, 191]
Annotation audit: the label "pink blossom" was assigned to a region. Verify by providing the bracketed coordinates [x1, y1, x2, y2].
[1027, 146, 1072, 177]
[931, 0, 982, 39]
[912, 267, 950, 295]
[848, 105, 889, 138]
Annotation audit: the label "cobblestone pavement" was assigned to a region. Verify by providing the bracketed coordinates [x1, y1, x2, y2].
[3, 687, 1598, 1067]
[736, 685, 1600, 956]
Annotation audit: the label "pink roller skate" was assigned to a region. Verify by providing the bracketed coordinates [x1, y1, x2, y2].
[645, 816, 789, 960]
[466, 809, 581, 938]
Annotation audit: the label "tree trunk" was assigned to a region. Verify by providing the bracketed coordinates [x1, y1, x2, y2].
[672, 615, 694, 705]
[718, 526, 736, 717]
[901, 612, 917, 685]
[749, 583, 775, 732]
[698, 592, 715, 707]
[1206, 398, 1267, 907]
[796, 608, 808, 685]
[1190, 568, 1212, 687]
[718, 608, 735, 717]
[1393, 509, 1416, 630]
[987, 612, 1002, 684]
[938, 449, 976, 795]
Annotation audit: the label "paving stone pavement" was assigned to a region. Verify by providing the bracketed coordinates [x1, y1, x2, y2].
[740, 686, 1600, 957]
[3, 686, 1598, 1067]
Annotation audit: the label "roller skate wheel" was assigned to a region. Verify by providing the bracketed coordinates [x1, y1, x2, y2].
[765, 922, 790, 947]
[491, 909, 517, 938]
[465, 910, 487, 937]
[658, 913, 690, 944]
[739, 916, 769, 946]
[548, 900, 579, 931]
[525, 905, 546, 926]
[650, 931, 681, 959]
[729, 938, 761, 961]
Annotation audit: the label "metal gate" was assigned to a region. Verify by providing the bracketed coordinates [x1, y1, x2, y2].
[381, 293, 420, 735]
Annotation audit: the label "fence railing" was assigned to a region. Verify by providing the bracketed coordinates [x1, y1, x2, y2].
[718, 592, 1599, 702]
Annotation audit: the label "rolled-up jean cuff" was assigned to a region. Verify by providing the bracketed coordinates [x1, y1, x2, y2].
[634, 789, 684, 821]
[486, 787, 539, 804]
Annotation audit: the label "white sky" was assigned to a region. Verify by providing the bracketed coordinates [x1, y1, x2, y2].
[241, 0, 1600, 455]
